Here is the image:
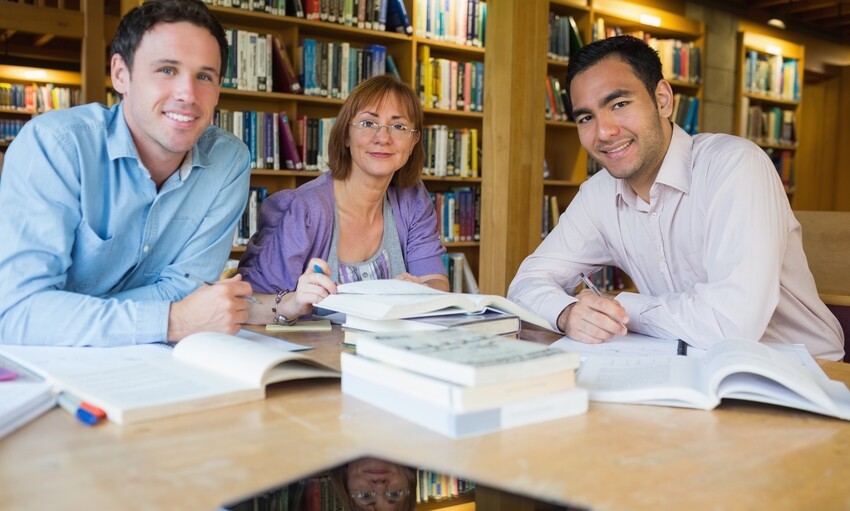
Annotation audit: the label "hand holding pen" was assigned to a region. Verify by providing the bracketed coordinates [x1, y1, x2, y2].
[556, 272, 629, 344]
[184, 273, 262, 304]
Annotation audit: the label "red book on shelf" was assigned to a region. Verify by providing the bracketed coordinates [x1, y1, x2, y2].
[271, 35, 302, 94]
[279, 111, 303, 170]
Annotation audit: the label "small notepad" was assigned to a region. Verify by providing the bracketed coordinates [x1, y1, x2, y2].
[265, 319, 333, 332]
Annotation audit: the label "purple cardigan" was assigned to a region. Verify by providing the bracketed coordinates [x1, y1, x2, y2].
[238, 172, 447, 293]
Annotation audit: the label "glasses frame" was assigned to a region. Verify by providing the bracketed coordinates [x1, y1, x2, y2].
[350, 488, 412, 504]
[349, 121, 419, 140]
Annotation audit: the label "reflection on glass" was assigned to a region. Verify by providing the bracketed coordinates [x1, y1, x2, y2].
[223, 456, 581, 511]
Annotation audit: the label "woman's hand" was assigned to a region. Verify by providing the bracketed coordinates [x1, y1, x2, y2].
[289, 258, 338, 317]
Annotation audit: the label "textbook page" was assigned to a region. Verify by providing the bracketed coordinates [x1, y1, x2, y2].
[553, 332, 685, 360]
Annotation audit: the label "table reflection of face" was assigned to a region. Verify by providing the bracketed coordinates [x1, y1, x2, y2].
[346, 457, 412, 511]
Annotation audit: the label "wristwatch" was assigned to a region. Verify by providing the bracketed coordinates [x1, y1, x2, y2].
[272, 289, 297, 326]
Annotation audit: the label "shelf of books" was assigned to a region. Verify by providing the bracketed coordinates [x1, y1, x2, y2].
[0, 65, 83, 170]
[735, 31, 803, 201]
[205, 1, 488, 284]
[223, 465, 475, 511]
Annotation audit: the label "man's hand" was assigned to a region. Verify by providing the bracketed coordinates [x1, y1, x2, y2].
[167, 273, 254, 341]
[557, 290, 629, 343]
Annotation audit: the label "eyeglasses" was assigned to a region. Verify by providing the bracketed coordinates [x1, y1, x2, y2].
[350, 489, 411, 505]
[350, 120, 419, 140]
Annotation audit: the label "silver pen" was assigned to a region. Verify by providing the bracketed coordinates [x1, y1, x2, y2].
[184, 273, 262, 304]
[579, 272, 626, 331]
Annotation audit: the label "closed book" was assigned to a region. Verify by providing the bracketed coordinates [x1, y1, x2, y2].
[354, 329, 580, 387]
[279, 111, 303, 170]
[341, 352, 575, 413]
[342, 372, 588, 438]
[271, 35, 302, 93]
[0, 330, 338, 425]
[344, 309, 520, 337]
[0, 375, 54, 439]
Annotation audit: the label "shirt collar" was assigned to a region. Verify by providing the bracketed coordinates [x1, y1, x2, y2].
[615, 123, 693, 208]
[106, 101, 207, 182]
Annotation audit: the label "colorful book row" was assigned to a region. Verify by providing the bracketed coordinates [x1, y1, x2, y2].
[671, 93, 700, 135]
[202, 0, 412, 35]
[234, 186, 268, 246]
[430, 187, 480, 243]
[416, 469, 476, 503]
[739, 98, 796, 147]
[0, 118, 25, 143]
[542, 194, 561, 238]
[418, 46, 485, 112]
[745, 51, 799, 101]
[421, 125, 480, 178]
[0, 83, 80, 112]
[414, 0, 486, 47]
[299, 39, 390, 98]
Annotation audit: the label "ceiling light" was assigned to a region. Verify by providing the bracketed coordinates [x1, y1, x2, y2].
[767, 18, 786, 29]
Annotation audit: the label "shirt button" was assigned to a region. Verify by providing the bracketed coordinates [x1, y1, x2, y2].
[362, 272, 369, 278]
[143, 245, 150, 253]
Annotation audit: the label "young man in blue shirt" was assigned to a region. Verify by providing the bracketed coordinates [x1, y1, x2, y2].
[0, 0, 253, 346]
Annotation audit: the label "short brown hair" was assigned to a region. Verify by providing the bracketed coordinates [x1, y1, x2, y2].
[328, 75, 424, 188]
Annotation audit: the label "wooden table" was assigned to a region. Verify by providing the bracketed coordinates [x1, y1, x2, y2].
[3, 327, 850, 511]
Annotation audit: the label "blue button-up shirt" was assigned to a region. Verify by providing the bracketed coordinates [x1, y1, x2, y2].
[0, 103, 250, 346]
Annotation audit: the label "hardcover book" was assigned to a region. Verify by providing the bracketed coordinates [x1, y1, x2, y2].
[354, 329, 580, 387]
[343, 372, 587, 438]
[341, 352, 575, 413]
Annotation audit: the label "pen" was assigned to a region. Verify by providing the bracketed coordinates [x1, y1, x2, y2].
[677, 339, 689, 356]
[184, 273, 262, 304]
[579, 272, 627, 332]
[56, 392, 101, 426]
[579, 272, 603, 297]
[313, 264, 324, 275]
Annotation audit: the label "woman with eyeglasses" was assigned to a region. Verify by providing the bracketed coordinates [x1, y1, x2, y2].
[238, 75, 449, 326]
[330, 457, 417, 511]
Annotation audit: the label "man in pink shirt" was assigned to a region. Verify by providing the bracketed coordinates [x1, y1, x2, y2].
[508, 35, 844, 360]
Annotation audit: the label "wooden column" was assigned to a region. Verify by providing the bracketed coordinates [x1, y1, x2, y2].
[835, 66, 850, 211]
[479, 0, 548, 295]
[81, 0, 105, 104]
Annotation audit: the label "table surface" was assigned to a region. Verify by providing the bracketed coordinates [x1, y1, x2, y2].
[2, 326, 850, 511]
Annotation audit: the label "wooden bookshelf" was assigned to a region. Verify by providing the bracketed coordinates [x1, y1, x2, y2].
[734, 31, 804, 206]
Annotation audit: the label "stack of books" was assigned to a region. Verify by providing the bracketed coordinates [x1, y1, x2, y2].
[315, 280, 552, 345]
[341, 329, 587, 438]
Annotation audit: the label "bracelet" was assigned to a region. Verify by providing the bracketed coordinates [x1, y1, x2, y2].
[271, 289, 297, 326]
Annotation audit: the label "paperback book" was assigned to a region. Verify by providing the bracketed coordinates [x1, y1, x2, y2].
[578, 338, 850, 419]
[343, 309, 520, 337]
[0, 330, 339, 424]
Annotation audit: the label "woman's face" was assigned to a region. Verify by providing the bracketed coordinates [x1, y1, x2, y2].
[346, 457, 412, 511]
[346, 93, 418, 182]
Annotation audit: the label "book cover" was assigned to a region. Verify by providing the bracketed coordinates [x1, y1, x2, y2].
[354, 328, 580, 387]
[342, 372, 588, 438]
[341, 352, 575, 413]
[0, 330, 339, 425]
[271, 35, 302, 94]
[279, 111, 304, 170]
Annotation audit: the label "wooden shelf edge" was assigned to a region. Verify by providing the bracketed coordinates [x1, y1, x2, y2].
[443, 241, 480, 248]
[421, 175, 482, 183]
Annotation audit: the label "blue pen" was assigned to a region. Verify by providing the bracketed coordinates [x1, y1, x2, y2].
[313, 264, 324, 274]
[57, 392, 100, 426]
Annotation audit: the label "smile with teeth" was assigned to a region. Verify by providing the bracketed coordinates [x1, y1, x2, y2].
[164, 112, 196, 122]
[601, 140, 632, 154]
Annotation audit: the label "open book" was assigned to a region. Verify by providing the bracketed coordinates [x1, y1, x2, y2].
[577, 338, 850, 420]
[316, 280, 550, 329]
[0, 330, 339, 425]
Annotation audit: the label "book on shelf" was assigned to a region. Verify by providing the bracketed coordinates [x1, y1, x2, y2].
[386, 0, 413, 34]
[315, 280, 550, 329]
[0, 330, 339, 425]
[352, 328, 580, 387]
[271, 35, 302, 94]
[343, 372, 587, 438]
[341, 352, 575, 413]
[577, 338, 850, 420]
[343, 309, 521, 337]
[279, 111, 304, 170]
